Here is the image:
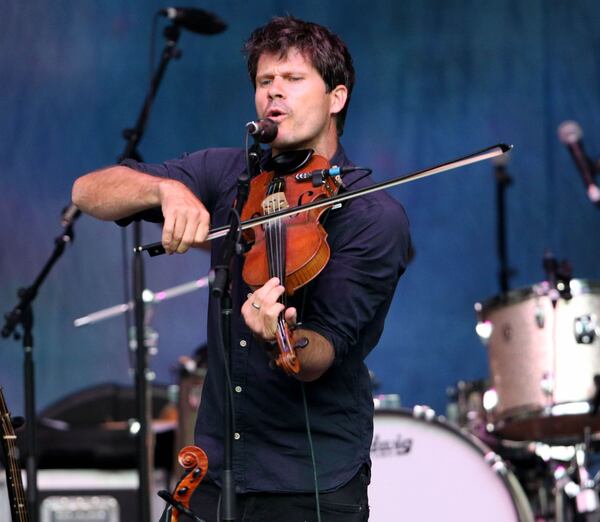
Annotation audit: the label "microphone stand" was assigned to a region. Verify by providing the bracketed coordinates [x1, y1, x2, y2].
[210, 135, 262, 521]
[117, 23, 182, 522]
[494, 160, 515, 293]
[1, 215, 79, 522]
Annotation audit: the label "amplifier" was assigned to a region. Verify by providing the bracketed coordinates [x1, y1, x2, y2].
[0, 469, 167, 521]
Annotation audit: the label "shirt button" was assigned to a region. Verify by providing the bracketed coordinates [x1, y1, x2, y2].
[234, 432, 241, 440]
[235, 386, 242, 393]
[239, 339, 247, 348]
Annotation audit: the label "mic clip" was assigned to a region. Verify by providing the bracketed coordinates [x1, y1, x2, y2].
[295, 166, 345, 188]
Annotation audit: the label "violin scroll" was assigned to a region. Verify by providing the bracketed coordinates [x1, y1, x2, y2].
[160, 445, 208, 522]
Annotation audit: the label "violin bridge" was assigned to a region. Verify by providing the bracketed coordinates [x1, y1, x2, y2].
[261, 193, 290, 215]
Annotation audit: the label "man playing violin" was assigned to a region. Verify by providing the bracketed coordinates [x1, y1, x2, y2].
[73, 15, 411, 521]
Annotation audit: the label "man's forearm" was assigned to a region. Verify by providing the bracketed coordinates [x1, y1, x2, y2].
[294, 328, 335, 382]
[72, 165, 164, 221]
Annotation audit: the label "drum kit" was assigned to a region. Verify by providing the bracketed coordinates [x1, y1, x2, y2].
[370, 277, 600, 522]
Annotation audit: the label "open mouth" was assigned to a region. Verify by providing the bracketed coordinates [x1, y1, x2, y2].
[265, 108, 287, 121]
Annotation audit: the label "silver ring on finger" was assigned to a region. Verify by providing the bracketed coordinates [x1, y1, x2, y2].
[251, 302, 261, 311]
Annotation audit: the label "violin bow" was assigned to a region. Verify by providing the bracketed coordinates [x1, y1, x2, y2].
[136, 143, 512, 256]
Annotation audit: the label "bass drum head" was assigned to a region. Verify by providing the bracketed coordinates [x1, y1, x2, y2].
[369, 409, 533, 522]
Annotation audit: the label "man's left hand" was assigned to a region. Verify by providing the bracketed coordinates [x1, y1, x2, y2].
[241, 277, 297, 341]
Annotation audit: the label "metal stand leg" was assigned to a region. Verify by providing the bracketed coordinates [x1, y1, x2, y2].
[553, 429, 600, 522]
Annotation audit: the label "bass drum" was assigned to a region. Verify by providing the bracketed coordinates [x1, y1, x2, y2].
[369, 409, 533, 522]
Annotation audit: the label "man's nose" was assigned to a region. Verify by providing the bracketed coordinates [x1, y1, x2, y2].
[267, 77, 285, 99]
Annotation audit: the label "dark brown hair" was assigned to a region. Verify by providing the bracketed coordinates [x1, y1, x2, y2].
[244, 16, 355, 136]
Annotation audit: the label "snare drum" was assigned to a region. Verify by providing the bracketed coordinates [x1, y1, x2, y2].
[370, 408, 533, 522]
[476, 279, 600, 441]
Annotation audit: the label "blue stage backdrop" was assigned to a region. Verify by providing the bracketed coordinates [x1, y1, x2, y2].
[1, 1, 599, 418]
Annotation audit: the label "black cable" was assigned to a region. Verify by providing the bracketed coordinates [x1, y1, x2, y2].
[294, 285, 321, 521]
[215, 296, 236, 434]
[297, 171, 336, 522]
[341, 167, 372, 190]
[216, 307, 237, 438]
[301, 382, 322, 522]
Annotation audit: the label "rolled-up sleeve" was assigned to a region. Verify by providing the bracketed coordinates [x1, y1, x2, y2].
[299, 193, 411, 364]
[115, 149, 239, 225]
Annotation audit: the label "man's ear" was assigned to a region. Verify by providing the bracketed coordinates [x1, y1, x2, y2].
[329, 85, 348, 116]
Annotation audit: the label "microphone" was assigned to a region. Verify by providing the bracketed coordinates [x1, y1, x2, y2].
[61, 203, 81, 227]
[557, 121, 600, 205]
[246, 118, 278, 144]
[158, 7, 227, 35]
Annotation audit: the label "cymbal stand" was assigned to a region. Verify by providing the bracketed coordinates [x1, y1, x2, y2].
[553, 428, 599, 522]
[493, 156, 515, 293]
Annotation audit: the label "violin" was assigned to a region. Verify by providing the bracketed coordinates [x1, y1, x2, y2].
[159, 445, 208, 522]
[240, 150, 343, 375]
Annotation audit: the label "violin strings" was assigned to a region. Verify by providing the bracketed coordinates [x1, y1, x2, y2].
[1, 405, 27, 520]
[5, 419, 23, 518]
[275, 187, 286, 310]
[264, 178, 291, 353]
[265, 181, 275, 280]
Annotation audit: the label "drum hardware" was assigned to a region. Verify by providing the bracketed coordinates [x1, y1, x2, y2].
[373, 394, 401, 410]
[574, 314, 598, 344]
[446, 379, 489, 434]
[445, 375, 600, 520]
[541, 373, 555, 397]
[128, 324, 159, 357]
[572, 444, 599, 516]
[542, 251, 573, 303]
[535, 304, 546, 328]
[412, 403, 436, 421]
[548, 429, 600, 522]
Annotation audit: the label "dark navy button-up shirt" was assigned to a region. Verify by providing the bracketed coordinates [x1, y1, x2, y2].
[121, 145, 411, 493]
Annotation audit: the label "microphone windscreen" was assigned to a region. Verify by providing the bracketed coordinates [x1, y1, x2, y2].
[160, 7, 227, 35]
[558, 120, 583, 145]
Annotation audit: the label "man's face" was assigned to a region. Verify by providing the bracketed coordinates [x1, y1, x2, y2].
[254, 48, 342, 156]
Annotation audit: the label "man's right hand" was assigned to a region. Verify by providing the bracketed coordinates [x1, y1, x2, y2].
[158, 178, 210, 254]
[72, 166, 210, 254]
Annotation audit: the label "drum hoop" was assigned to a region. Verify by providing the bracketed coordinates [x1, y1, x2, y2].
[492, 401, 595, 443]
[478, 278, 600, 313]
[372, 409, 534, 521]
[374, 409, 497, 458]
